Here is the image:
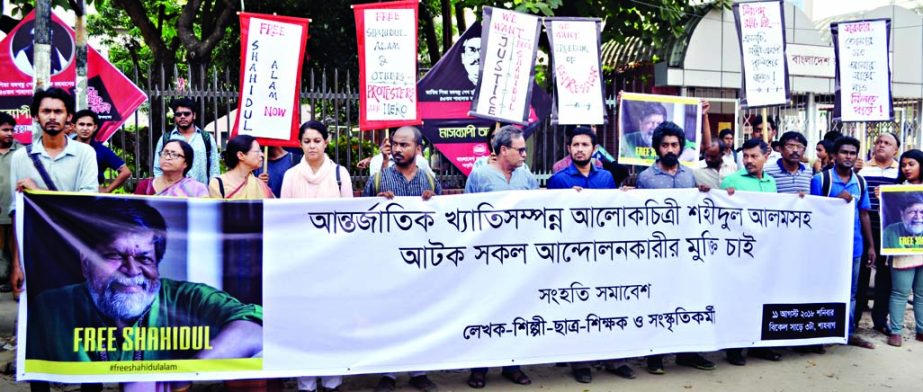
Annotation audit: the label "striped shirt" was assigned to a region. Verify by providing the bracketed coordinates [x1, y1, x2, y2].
[764, 159, 812, 194]
[362, 165, 442, 197]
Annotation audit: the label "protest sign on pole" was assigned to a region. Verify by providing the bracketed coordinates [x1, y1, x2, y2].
[232, 12, 309, 147]
[19, 189, 851, 383]
[732, 0, 790, 108]
[354, 0, 420, 130]
[831, 19, 893, 122]
[469, 7, 542, 125]
[545, 18, 606, 125]
[0, 10, 147, 144]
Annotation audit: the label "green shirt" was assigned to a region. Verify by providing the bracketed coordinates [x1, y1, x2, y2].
[27, 278, 262, 362]
[720, 168, 777, 193]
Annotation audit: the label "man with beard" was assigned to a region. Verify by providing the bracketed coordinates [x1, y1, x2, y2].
[810, 136, 877, 349]
[883, 197, 923, 249]
[72, 109, 132, 193]
[620, 102, 667, 160]
[362, 126, 440, 392]
[8, 88, 98, 298]
[0, 112, 21, 293]
[547, 127, 615, 191]
[25, 198, 263, 362]
[764, 131, 813, 195]
[635, 121, 716, 374]
[857, 132, 900, 336]
[153, 98, 219, 185]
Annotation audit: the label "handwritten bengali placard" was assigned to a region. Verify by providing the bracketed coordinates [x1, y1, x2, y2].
[832, 19, 893, 122]
[733, 0, 790, 108]
[545, 18, 605, 125]
[354, 0, 420, 130]
[470, 7, 541, 125]
[232, 13, 308, 146]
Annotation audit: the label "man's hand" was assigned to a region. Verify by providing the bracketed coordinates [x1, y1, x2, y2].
[836, 190, 853, 203]
[572, 186, 584, 192]
[377, 191, 395, 199]
[619, 185, 635, 192]
[697, 184, 712, 193]
[356, 156, 372, 169]
[702, 100, 711, 115]
[422, 190, 436, 201]
[257, 172, 269, 184]
[874, 186, 881, 200]
[15, 178, 38, 192]
[724, 187, 735, 196]
[797, 191, 806, 198]
[855, 157, 864, 172]
[10, 263, 23, 299]
[867, 247, 877, 269]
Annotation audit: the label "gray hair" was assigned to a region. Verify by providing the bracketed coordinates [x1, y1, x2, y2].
[491, 125, 524, 155]
[392, 126, 423, 146]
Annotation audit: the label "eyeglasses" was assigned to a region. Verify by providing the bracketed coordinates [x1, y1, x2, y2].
[783, 143, 806, 152]
[506, 146, 527, 155]
[174, 111, 193, 118]
[160, 150, 184, 160]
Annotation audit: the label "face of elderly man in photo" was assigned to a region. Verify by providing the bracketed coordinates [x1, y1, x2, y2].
[82, 230, 162, 323]
[901, 202, 923, 235]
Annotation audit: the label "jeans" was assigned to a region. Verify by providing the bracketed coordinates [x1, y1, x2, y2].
[849, 257, 861, 335]
[889, 266, 923, 334]
[297, 376, 343, 391]
[471, 365, 520, 374]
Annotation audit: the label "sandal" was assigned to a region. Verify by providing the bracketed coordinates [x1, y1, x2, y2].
[501, 370, 532, 385]
[467, 372, 486, 389]
[847, 335, 876, 349]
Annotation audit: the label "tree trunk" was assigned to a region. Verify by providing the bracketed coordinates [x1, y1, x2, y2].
[441, 0, 452, 54]
[454, 3, 466, 33]
[419, 5, 440, 65]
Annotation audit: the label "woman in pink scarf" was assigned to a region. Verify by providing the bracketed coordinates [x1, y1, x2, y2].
[281, 120, 351, 392]
[281, 120, 352, 199]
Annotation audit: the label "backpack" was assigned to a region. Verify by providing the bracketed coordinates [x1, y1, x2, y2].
[162, 128, 212, 176]
[820, 169, 866, 206]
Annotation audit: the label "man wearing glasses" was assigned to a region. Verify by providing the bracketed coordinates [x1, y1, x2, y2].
[152, 98, 219, 185]
[764, 131, 813, 195]
[465, 125, 538, 193]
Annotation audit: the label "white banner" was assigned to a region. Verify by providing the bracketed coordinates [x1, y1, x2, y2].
[470, 7, 541, 124]
[236, 15, 305, 140]
[787, 44, 835, 78]
[358, 3, 419, 126]
[546, 18, 605, 125]
[19, 190, 853, 383]
[734, 0, 790, 107]
[833, 19, 892, 122]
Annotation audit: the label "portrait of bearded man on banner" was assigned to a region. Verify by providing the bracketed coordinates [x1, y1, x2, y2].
[461, 36, 481, 86]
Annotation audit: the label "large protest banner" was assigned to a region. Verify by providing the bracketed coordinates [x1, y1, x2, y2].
[470, 7, 542, 125]
[545, 18, 606, 125]
[232, 12, 309, 147]
[18, 190, 852, 382]
[831, 19, 893, 122]
[732, 0, 790, 108]
[354, 0, 420, 130]
[0, 11, 146, 144]
[618, 92, 701, 166]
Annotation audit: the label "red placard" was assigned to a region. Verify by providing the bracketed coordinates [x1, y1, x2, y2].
[0, 11, 147, 144]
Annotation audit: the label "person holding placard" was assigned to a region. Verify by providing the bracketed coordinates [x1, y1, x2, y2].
[885, 149, 923, 347]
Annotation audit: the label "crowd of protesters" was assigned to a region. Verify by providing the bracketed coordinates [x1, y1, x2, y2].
[2, 89, 921, 392]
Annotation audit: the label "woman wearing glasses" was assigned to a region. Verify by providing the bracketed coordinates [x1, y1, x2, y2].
[134, 139, 209, 197]
[209, 135, 275, 199]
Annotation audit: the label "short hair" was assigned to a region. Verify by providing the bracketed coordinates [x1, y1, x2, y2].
[30, 87, 74, 117]
[76, 198, 168, 264]
[491, 125, 524, 155]
[742, 138, 770, 154]
[897, 149, 923, 183]
[0, 112, 15, 127]
[718, 128, 734, 140]
[651, 121, 685, 155]
[169, 97, 197, 114]
[639, 102, 667, 120]
[753, 115, 776, 131]
[817, 140, 834, 154]
[299, 120, 328, 140]
[567, 126, 597, 146]
[391, 126, 424, 146]
[223, 134, 256, 169]
[73, 109, 99, 126]
[778, 131, 807, 147]
[833, 136, 861, 155]
[823, 130, 842, 142]
[162, 139, 195, 177]
[878, 132, 901, 149]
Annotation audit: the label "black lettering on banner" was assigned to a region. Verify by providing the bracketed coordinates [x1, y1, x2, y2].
[687, 198, 744, 230]
[473, 243, 528, 265]
[761, 303, 846, 340]
[685, 230, 720, 262]
[445, 203, 563, 233]
[399, 240, 467, 269]
[747, 209, 813, 229]
[725, 233, 757, 258]
[647, 306, 716, 332]
[307, 202, 436, 234]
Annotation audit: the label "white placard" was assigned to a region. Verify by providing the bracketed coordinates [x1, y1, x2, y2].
[735, 1, 789, 107]
[362, 8, 418, 122]
[548, 19, 605, 125]
[835, 20, 892, 122]
[238, 17, 303, 139]
[471, 8, 540, 124]
[787, 44, 835, 78]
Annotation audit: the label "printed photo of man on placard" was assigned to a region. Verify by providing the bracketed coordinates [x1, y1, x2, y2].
[23, 195, 263, 364]
[618, 93, 701, 166]
[880, 188, 923, 254]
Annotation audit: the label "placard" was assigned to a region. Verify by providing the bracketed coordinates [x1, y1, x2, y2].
[733, 0, 790, 108]
[879, 185, 923, 255]
[545, 18, 606, 125]
[617, 92, 701, 167]
[832, 19, 893, 122]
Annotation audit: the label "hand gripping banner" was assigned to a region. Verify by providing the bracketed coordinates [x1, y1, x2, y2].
[354, 0, 421, 130]
[232, 12, 310, 147]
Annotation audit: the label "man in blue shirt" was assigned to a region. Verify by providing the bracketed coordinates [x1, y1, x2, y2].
[72, 110, 131, 193]
[465, 126, 538, 193]
[810, 136, 876, 349]
[547, 127, 616, 190]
